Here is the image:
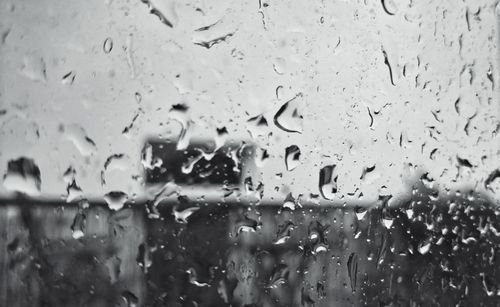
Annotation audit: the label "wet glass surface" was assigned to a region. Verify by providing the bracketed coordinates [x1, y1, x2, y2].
[1, 0, 499, 306]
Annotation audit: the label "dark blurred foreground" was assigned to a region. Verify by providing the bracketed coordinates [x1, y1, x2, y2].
[0, 186, 499, 307]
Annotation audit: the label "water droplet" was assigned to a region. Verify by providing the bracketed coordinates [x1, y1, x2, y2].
[141, 0, 177, 28]
[141, 143, 163, 170]
[382, 217, 394, 229]
[308, 221, 329, 255]
[484, 169, 500, 192]
[101, 153, 129, 185]
[3, 157, 41, 196]
[172, 205, 199, 223]
[246, 114, 269, 138]
[186, 268, 209, 287]
[61, 70, 76, 85]
[235, 214, 260, 234]
[354, 206, 368, 220]
[418, 237, 432, 255]
[347, 252, 358, 293]
[273, 93, 303, 133]
[103, 37, 113, 53]
[104, 191, 128, 211]
[381, 0, 397, 15]
[285, 145, 301, 171]
[267, 264, 289, 288]
[66, 179, 83, 203]
[71, 200, 89, 239]
[273, 221, 295, 245]
[136, 243, 155, 274]
[319, 165, 338, 200]
[215, 127, 228, 150]
[121, 290, 139, 307]
[254, 147, 270, 168]
[169, 103, 191, 150]
[62, 124, 97, 157]
[282, 192, 299, 210]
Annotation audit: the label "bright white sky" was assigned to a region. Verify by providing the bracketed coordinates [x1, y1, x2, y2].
[0, 0, 499, 204]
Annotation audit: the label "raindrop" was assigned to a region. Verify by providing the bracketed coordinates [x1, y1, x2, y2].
[104, 191, 128, 211]
[215, 127, 228, 150]
[71, 200, 89, 239]
[456, 156, 473, 168]
[66, 179, 83, 203]
[319, 164, 338, 200]
[186, 268, 210, 287]
[3, 157, 41, 196]
[246, 114, 269, 138]
[140, 0, 175, 27]
[381, 47, 395, 86]
[381, 0, 397, 15]
[193, 32, 235, 49]
[169, 103, 191, 150]
[347, 252, 358, 293]
[273, 93, 304, 133]
[141, 143, 163, 170]
[103, 37, 113, 53]
[308, 221, 329, 255]
[382, 217, 394, 229]
[360, 164, 376, 180]
[267, 264, 289, 288]
[172, 205, 199, 223]
[134, 92, 142, 103]
[61, 70, 76, 85]
[136, 243, 155, 274]
[121, 291, 139, 307]
[418, 237, 432, 255]
[484, 169, 500, 192]
[282, 192, 299, 210]
[354, 206, 368, 220]
[254, 147, 270, 168]
[235, 215, 260, 234]
[486, 65, 494, 90]
[273, 220, 295, 245]
[101, 153, 128, 185]
[285, 145, 301, 171]
[62, 124, 97, 157]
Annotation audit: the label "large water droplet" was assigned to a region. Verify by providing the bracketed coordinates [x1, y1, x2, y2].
[273, 93, 303, 133]
[3, 157, 41, 196]
[169, 103, 191, 150]
[319, 165, 338, 200]
[273, 220, 295, 245]
[347, 252, 358, 293]
[104, 191, 128, 211]
[418, 237, 432, 255]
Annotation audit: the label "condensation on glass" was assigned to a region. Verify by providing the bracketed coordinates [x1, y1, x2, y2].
[0, 0, 499, 306]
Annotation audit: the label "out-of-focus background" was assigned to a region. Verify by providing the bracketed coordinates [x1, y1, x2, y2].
[0, 0, 499, 306]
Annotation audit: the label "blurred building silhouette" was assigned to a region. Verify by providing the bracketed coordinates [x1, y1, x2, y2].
[0, 140, 499, 306]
